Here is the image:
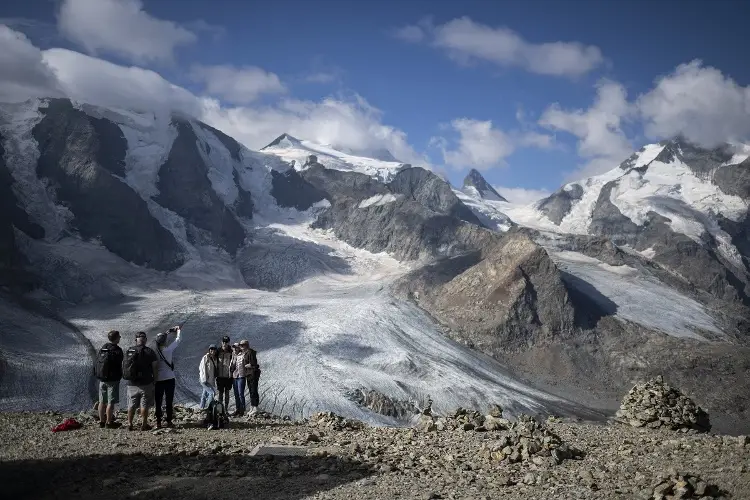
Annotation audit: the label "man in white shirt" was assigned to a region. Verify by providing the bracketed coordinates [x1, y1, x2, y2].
[153, 325, 182, 428]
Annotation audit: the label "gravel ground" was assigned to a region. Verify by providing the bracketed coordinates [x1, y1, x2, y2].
[1, 409, 749, 500]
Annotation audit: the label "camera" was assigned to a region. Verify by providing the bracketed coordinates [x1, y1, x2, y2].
[168, 327, 177, 333]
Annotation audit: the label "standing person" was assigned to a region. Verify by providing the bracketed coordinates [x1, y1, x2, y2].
[230, 342, 246, 416]
[122, 331, 158, 431]
[240, 340, 261, 416]
[153, 325, 182, 429]
[94, 330, 124, 429]
[198, 345, 218, 410]
[216, 336, 233, 412]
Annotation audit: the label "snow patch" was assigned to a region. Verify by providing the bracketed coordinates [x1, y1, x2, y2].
[190, 121, 239, 206]
[359, 193, 400, 208]
[454, 189, 513, 232]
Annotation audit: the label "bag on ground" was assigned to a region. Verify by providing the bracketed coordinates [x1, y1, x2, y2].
[205, 398, 228, 430]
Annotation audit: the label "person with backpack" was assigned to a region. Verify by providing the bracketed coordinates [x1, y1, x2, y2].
[241, 340, 262, 416]
[198, 344, 219, 410]
[95, 330, 124, 429]
[123, 331, 159, 431]
[153, 325, 182, 429]
[216, 336, 233, 412]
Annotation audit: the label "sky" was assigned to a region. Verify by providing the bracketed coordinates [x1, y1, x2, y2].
[2, 0, 750, 204]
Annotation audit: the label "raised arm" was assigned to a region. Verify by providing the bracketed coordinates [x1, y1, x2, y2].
[164, 326, 182, 354]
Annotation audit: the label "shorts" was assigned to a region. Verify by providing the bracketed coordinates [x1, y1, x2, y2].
[216, 377, 232, 391]
[127, 383, 155, 410]
[99, 381, 120, 405]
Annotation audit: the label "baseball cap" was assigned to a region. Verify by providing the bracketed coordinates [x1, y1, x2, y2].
[222, 336, 230, 343]
[135, 331, 147, 339]
[239, 339, 249, 346]
[208, 344, 217, 350]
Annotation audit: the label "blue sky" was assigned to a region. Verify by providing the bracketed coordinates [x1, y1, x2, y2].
[2, 0, 750, 202]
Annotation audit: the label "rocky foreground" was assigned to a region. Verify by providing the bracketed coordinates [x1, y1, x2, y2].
[1, 407, 748, 500]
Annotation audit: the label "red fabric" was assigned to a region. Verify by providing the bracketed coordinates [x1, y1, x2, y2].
[51, 418, 82, 433]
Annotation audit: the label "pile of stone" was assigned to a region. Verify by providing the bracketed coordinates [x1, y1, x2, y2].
[615, 376, 711, 432]
[478, 415, 582, 466]
[309, 411, 365, 431]
[650, 470, 724, 499]
[417, 404, 511, 433]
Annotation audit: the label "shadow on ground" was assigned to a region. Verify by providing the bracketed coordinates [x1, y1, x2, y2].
[0, 451, 375, 500]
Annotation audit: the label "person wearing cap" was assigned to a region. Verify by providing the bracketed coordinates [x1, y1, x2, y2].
[216, 336, 233, 413]
[153, 325, 182, 429]
[124, 331, 159, 431]
[198, 344, 219, 410]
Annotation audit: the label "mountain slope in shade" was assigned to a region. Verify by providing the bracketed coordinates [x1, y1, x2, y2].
[462, 168, 507, 202]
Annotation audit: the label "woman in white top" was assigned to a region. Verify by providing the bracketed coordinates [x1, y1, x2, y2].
[198, 344, 219, 409]
[153, 325, 182, 428]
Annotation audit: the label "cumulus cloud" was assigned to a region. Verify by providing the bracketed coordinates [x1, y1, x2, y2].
[190, 64, 286, 104]
[637, 60, 750, 147]
[540, 80, 633, 178]
[304, 72, 340, 84]
[202, 94, 429, 167]
[493, 185, 551, 205]
[435, 119, 515, 169]
[432, 118, 555, 170]
[0, 25, 64, 102]
[57, 0, 196, 64]
[43, 48, 203, 116]
[395, 17, 603, 77]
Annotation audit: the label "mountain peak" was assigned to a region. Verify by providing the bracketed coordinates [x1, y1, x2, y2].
[462, 169, 507, 202]
[261, 133, 302, 150]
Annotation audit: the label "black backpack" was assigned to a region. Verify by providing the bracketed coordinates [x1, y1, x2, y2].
[205, 399, 228, 430]
[122, 346, 153, 383]
[95, 343, 122, 382]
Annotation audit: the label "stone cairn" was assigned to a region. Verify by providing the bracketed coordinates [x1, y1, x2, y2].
[615, 376, 711, 432]
[650, 470, 725, 499]
[479, 415, 583, 466]
[309, 411, 365, 431]
[415, 403, 511, 433]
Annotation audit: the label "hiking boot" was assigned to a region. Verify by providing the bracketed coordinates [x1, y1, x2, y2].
[165, 421, 174, 428]
[141, 423, 153, 431]
[106, 422, 122, 429]
[155, 421, 162, 429]
[99, 421, 106, 429]
[128, 425, 135, 432]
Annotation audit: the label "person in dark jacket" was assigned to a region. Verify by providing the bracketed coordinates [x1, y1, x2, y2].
[96, 330, 124, 429]
[240, 339, 261, 416]
[124, 331, 159, 431]
[216, 336, 233, 411]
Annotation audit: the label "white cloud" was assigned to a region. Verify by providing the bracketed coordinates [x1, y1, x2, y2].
[190, 64, 286, 104]
[0, 25, 64, 102]
[305, 72, 339, 84]
[202, 94, 429, 167]
[43, 48, 202, 117]
[396, 17, 603, 77]
[518, 130, 556, 149]
[57, 0, 196, 64]
[540, 80, 633, 178]
[435, 118, 515, 169]
[637, 60, 750, 147]
[493, 185, 551, 205]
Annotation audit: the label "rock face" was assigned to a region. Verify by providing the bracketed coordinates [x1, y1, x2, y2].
[386, 168, 482, 225]
[32, 99, 185, 271]
[346, 388, 417, 420]
[536, 184, 584, 224]
[396, 230, 578, 350]
[271, 168, 327, 211]
[155, 119, 246, 256]
[615, 376, 711, 432]
[650, 471, 725, 499]
[463, 168, 507, 201]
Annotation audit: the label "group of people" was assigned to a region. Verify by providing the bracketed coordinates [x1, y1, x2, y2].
[94, 326, 261, 431]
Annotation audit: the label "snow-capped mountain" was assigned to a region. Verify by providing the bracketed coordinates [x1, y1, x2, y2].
[1, 97, 749, 432]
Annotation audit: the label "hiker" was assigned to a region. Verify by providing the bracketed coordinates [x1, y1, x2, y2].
[241, 339, 261, 416]
[216, 336, 233, 412]
[123, 331, 159, 431]
[198, 344, 218, 410]
[154, 325, 182, 429]
[230, 342, 247, 416]
[94, 330, 124, 429]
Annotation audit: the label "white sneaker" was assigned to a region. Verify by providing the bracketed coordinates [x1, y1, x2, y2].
[247, 406, 258, 416]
